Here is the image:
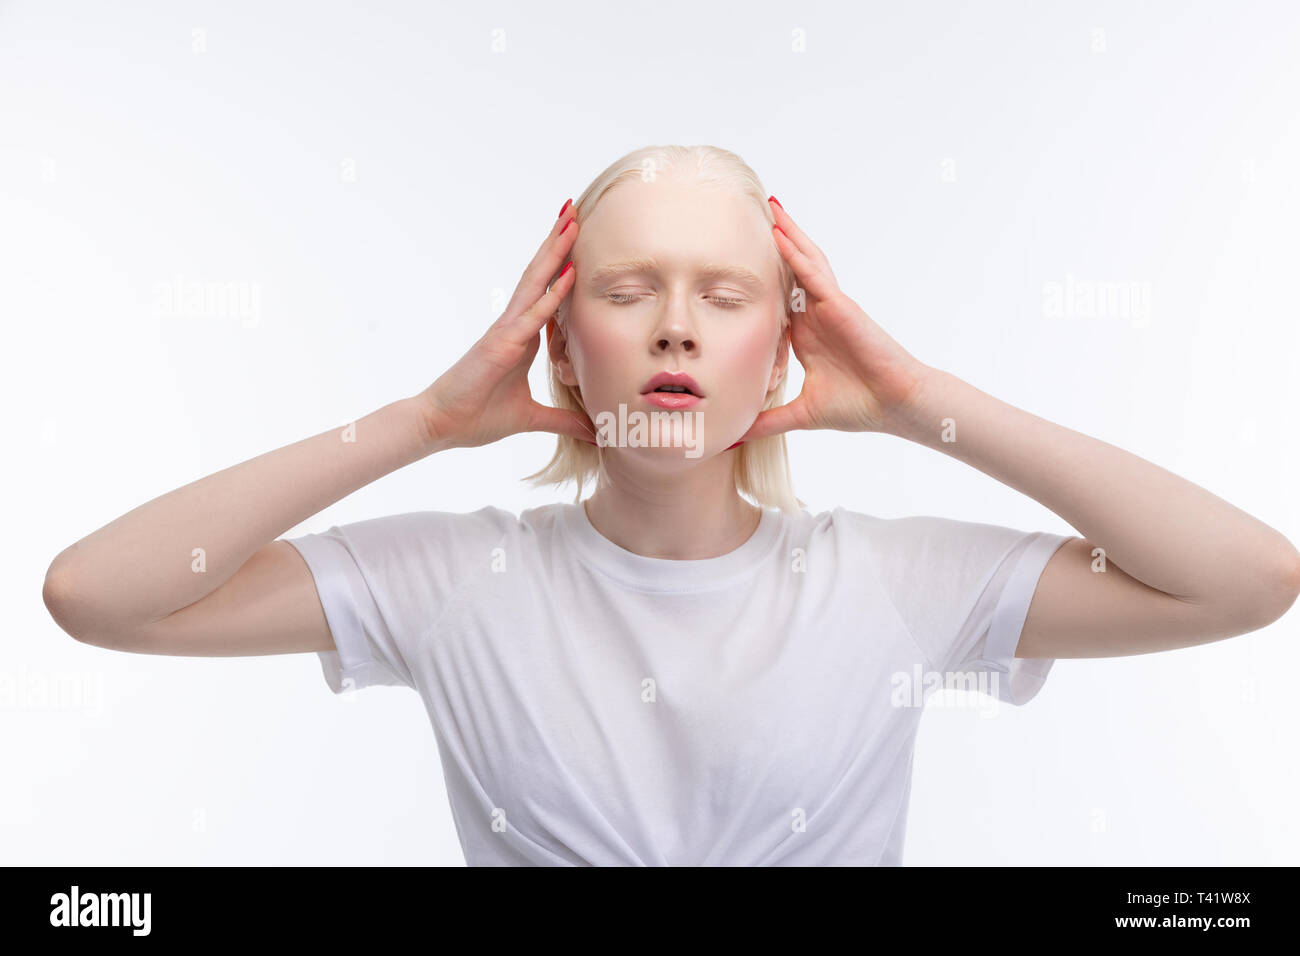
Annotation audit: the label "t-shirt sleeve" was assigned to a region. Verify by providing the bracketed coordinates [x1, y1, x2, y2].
[282, 506, 515, 695]
[841, 508, 1074, 706]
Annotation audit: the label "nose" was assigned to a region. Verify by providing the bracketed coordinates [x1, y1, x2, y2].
[652, 307, 697, 354]
[655, 332, 695, 353]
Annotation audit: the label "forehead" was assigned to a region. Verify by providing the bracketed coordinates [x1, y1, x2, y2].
[577, 177, 772, 267]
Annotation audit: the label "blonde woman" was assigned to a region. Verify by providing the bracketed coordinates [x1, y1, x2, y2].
[43, 145, 1300, 866]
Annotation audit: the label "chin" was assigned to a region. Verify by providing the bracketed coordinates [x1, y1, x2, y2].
[588, 403, 718, 460]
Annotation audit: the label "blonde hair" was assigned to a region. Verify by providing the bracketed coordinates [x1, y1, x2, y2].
[523, 144, 806, 514]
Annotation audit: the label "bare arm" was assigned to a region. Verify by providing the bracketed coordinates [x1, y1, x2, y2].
[42, 397, 446, 653]
[754, 196, 1300, 660]
[890, 367, 1300, 657]
[42, 203, 591, 656]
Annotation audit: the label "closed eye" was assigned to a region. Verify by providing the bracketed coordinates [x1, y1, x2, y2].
[605, 293, 746, 308]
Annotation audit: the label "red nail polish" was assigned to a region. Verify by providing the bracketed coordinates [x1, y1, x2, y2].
[559, 260, 573, 277]
[768, 195, 782, 209]
[773, 225, 787, 239]
[560, 216, 575, 234]
[726, 440, 745, 450]
[558, 198, 572, 219]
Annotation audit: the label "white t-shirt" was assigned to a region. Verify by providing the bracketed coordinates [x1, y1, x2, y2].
[285, 501, 1072, 866]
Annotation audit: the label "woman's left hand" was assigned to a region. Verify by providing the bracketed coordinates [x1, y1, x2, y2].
[738, 198, 932, 442]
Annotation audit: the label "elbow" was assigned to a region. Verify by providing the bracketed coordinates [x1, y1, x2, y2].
[1277, 545, 1300, 613]
[43, 553, 86, 641]
[42, 552, 109, 647]
[1244, 544, 1300, 629]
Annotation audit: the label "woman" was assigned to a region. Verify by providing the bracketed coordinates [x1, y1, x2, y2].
[43, 145, 1300, 866]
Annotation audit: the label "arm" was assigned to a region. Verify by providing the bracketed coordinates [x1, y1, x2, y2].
[42, 202, 590, 656]
[42, 397, 446, 653]
[752, 195, 1300, 661]
[889, 367, 1300, 659]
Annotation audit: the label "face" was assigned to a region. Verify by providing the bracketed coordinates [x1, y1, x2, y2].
[549, 175, 789, 463]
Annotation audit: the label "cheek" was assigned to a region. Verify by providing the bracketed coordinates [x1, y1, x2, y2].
[565, 309, 629, 388]
[722, 322, 781, 395]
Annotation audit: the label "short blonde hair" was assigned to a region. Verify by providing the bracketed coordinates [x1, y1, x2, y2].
[523, 144, 805, 514]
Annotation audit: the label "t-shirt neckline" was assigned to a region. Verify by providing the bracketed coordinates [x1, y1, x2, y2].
[559, 499, 783, 592]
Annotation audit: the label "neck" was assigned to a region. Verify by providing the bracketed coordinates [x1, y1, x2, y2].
[582, 453, 760, 560]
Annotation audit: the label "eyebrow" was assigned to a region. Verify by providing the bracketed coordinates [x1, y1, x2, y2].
[586, 256, 764, 288]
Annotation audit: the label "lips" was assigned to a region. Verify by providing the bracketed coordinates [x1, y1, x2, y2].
[641, 370, 705, 397]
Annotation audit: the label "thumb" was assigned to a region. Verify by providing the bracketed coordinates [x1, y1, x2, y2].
[737, 400, 806, 443]
[527, 403, 600, 444]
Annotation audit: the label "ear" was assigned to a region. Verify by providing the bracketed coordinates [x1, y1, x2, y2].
[546, 314, 580, 388]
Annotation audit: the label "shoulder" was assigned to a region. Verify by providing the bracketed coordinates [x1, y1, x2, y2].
[304, 505, 526, 556]
[353, 502, 581, 548]
[367, 504, 519, 534]
[815, 506, 1035, 564]
[795, 505, 926, 544]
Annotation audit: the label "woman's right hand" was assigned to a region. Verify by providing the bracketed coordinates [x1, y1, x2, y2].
[414, 206, 596, 451]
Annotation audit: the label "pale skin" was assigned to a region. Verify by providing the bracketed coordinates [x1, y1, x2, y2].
[42, 182, 1300, 667]
[546, 175, 790, 559]
[41, 207, 593, 654]
[753, 196, 1300, 657]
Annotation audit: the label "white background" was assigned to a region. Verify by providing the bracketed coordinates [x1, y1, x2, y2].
[5, 0, 1298, 865]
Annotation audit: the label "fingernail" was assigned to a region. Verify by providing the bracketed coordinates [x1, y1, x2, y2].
[559, 260, 573, 277]
[726, 440, 745, 450]
[773, 225, 787, 239]
[558, 198, 572, 219]
[560, 217, 575, 235]
[768, 195, 782, 209]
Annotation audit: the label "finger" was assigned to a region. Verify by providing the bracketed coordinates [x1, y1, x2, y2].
[497, 259, 576, 347]
[772, 224, 840, 304]
[736, 399, 808, 443]
[527, 402, 599, 444]
[768, 198, 836, 280]
[502, 207, 579, 319]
